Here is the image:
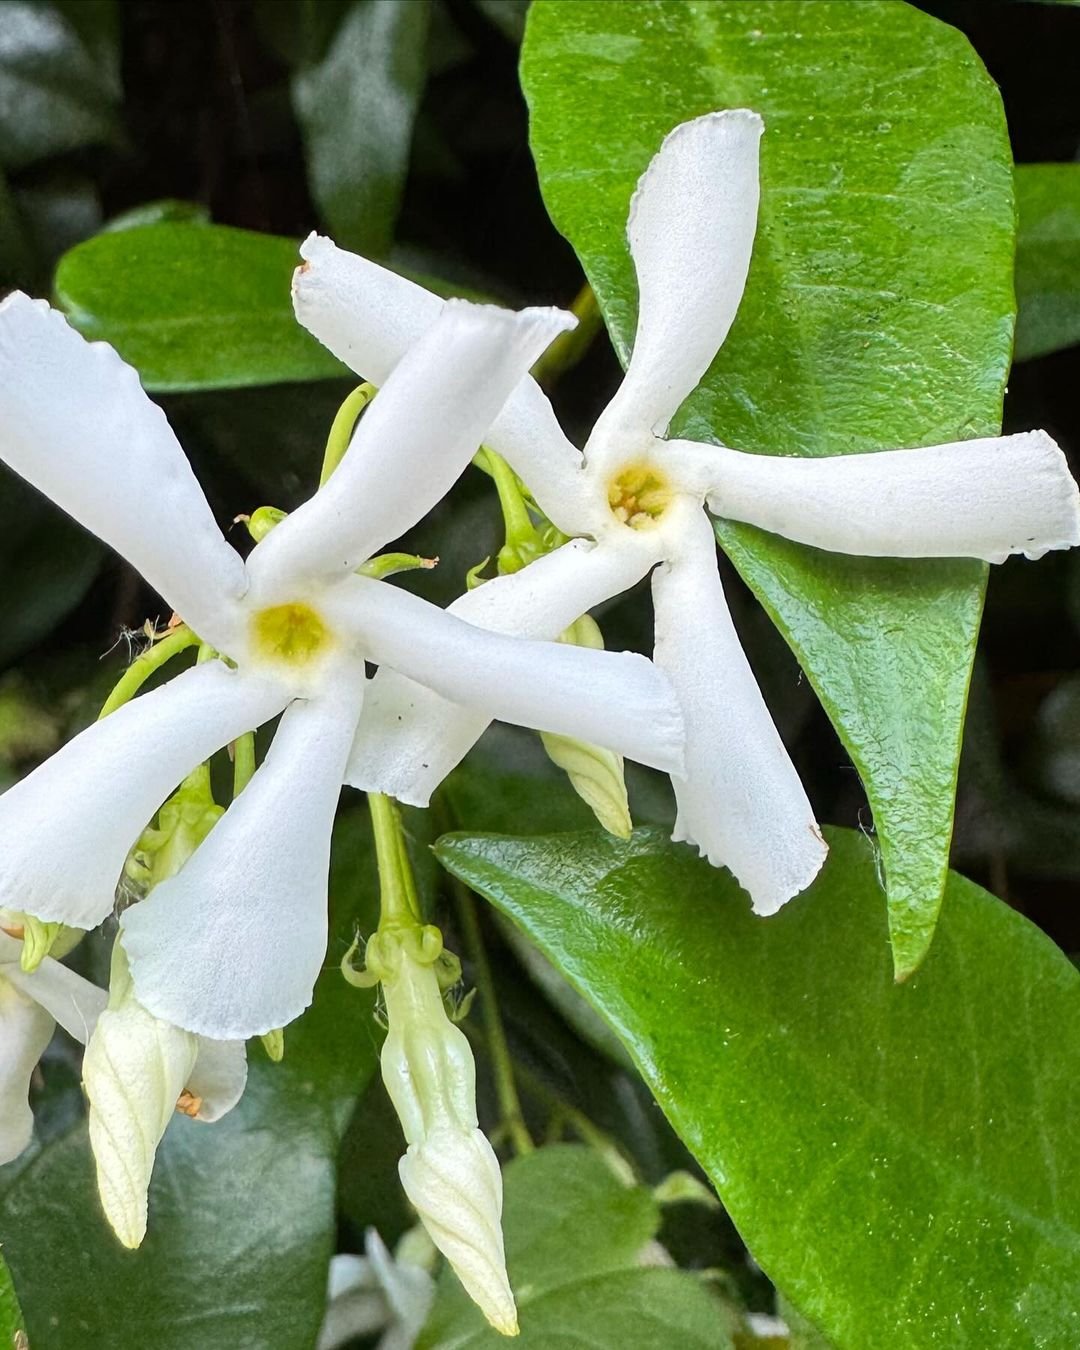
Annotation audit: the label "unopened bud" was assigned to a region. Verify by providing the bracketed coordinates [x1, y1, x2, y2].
[542, 615, 633, 839]
[380, 942, 517, 1336]
[83, 954, 199, 1247]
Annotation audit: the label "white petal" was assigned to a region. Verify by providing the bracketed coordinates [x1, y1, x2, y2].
[587, 111, 762, 469]
[186, 1037, 248, 1122]
[345, 535, 660, 802]
[329, 575, 685, 777]
[0, 977, 54, 1164]
[292, 234, 591, 535]
[0, 293, 248, 650]
[123, 663, 365, 1039]
[399, 1127, 517, 1337]
[0, 663, 286, 929]
[249, 299, 575, 595]
[670, 430, 1080, 563]
[652, 505, 827, 914]
[83, 998, 198, 1248]
[1, 950, 106, 1043]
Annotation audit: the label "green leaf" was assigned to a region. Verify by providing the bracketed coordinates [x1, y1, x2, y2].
[420, 1144, 734, 1348]
[53, 223, 349, 391]
[0, 0, 121, 173]
[0, 806, 383, 1345]
[293, 0, 430, 256]
[435, 826, 1080, 1350]
[521, 0, 1016, 977]
[0, 1251, 23, 1343]
[0, 468, 103, 671]
[1015, 163, 1080, 360]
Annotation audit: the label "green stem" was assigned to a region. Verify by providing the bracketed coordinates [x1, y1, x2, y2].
[97, 625, 198, 720]
[233, 732, 256, 797]
[481, 447, 535, 551]
[320, 382, 377, 486]
[456, 884, 534, 1156]
[369, 792, 422, 928]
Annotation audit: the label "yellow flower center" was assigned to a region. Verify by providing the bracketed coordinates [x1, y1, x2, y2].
[607, 463, 672, 529]
[251, 602, 332, 667]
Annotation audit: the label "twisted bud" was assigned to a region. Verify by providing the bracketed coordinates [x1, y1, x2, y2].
[379, 931, 518, 1337]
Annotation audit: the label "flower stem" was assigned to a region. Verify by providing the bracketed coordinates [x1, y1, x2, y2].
[455, 883, 534, 1156]
[369, 792, 422, 929]
[97, 624, 198, 720]
[480, 447, 535, 553]
[320, 382, 377, 486]
[232, 732, 256, 797]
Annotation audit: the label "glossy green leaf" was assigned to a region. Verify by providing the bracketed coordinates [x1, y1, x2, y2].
[53, 223, 349, 391]
[1015, 163, 1080, 360]
[0, 468, 103, 671]
[436, 826, 1080, 1349]
[293, 0, 430, 256]
[522, 0, 1015, 977]
[0, 0, 121, 173]
[420, 1144, 734, 1349]
[0, 1251, 22, 1343]
[0, 806, 383, 1346]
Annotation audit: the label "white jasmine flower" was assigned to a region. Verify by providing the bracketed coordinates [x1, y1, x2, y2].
[293, 111, 1080, 915]
[0, 294, 684, 1039]
[0, 927, 104, 1163]
[380, 943, 517, 1337]
[317, 1230, 436, 1350]
[82, 942, 247, 1248]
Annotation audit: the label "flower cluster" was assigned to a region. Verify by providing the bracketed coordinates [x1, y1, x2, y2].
[1, 103, 1077, 1339]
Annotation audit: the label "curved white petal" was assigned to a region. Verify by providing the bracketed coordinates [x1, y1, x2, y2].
[0, 293, 248, 650]
[0, 662, 287, 929]
[669, 430, 1080, 563]
[329, 575, 684, 777]
[0, 978, 54, 1164]
[0, 950, 106, 1043]
[292, 234, 590, 535]
[346, 535, 659, 801]
[587, 111, 762, 471]
[250, 300, 574, 595]
[653, 504, 826, 913]
[186, 1037, 248, 1123]
[123, 663, 365, 1039]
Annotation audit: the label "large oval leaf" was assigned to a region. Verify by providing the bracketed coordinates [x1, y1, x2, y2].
[521, 0, 1016, 977]
[54, 223, 349, 391]
[435, 827, 1080, 1349]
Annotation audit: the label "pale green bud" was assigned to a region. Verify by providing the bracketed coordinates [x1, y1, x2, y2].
[541, 615, 633, 840]
[260, 1028, 285, 1063]
[380, 944, 517, 1336]
[245, 505, 287, 542]
[83, 944, 198, 1248]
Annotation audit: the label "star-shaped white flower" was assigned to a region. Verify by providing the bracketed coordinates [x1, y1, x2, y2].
[0, 294, 684, 1038]
[293, 110, 1080, 916]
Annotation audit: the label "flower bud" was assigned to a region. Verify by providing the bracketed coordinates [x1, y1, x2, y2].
[0, 976, 55, 1164]
[542, 614, 633, 839]
[83, 946, 199, 1248]
[380, 942, 517, 1337]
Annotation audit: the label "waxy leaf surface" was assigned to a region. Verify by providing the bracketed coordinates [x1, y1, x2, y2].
[522, 0, 1016, 975]
[436, 827, 1080, 1350]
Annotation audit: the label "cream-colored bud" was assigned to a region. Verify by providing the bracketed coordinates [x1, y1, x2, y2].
[540, 732, 632, 839]
[543, 615, 633, 839]
[83, 946, 198, 1248]
[399, 1128, 518, 1337]
[0, 977, 55, 1164]
[380, 947, 518, 1336]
